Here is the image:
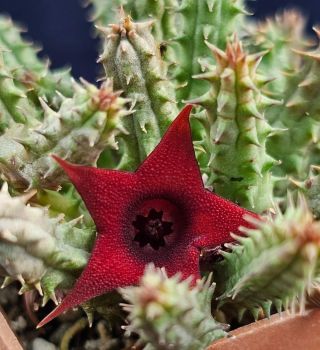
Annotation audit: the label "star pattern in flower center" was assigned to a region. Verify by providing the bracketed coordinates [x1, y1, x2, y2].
[133, 208, 173, 250]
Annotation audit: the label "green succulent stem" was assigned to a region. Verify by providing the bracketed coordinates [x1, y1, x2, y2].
[120, 264, 226, 350]
[267, 28, 320, 179]
[213, 196, 320, 321]
[173, 0, 247, 101]
[0, 79, 129, 190]
[0, 16, 73, 106]
[0, 183, 93, 304]
[193, 37, 279, 212]
[99, 15, 178, 170]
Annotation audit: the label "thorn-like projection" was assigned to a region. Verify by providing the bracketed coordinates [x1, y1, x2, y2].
[171, 0, 248, 101]
[214, 195, 320, 320]
[0, 79, 130, 190]
[119, 264, 227, 349]
[1, 276, 14, 289]
[99, 13, 178, 170]
[34, 281, 43, 296]
[0, 184, 92, 308]
[193, 36, 278, 212]
[252, 12, 319, 180]
[0, 230, 18, 243]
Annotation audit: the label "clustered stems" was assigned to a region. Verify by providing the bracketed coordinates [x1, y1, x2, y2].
[0, 1, 320, 349]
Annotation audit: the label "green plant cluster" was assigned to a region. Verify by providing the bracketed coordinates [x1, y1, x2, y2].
[1, 1, 320, 349]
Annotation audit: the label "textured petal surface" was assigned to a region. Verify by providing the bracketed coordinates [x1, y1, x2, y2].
[38, 235, 201, 327]
[136, 105, 203, 190]
[39, 106, 257, 327]
[52, 156, 137, 232]
[191, 190, 257, 248]
[38, 233, 144, 327]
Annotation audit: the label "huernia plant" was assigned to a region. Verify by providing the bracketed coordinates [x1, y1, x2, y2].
[98, 14, 178, 170]
[0, 182, 93, 306]
[192, 36, 279, 212]
[0, 0, 320, 349]
[120, 264, 227, 350]
[214, 195, 320, 321]
[37, 104, 256, 327]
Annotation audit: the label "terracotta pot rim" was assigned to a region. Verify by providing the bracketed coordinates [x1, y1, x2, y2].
[208, 308, 320, 350]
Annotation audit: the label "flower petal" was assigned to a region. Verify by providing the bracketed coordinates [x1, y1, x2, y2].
[37, 234, 200, 328]
[37, 233, 145, 328]
[39, 106, 258, 328]
[52, 156, 137, 231]
[136, 105, 203, 189]
[191, 190, 258, 248]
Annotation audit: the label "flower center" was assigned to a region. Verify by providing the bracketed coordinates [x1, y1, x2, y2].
[131, 198, 182, 251]
[133, 208, 173, 250]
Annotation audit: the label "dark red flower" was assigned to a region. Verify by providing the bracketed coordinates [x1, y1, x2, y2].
[38, 105, 256, 327]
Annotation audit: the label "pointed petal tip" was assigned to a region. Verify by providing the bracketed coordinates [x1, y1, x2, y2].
[169, 105, 194, 134]
[51, 154, 68, 167]
[184, 103, 194, 112]
[37, 296, 75, 328]
[37, 306, 61, 328]
[178, 104, 194, 119]
[50, 154, 84, 184]
[51, 154, 79, 173]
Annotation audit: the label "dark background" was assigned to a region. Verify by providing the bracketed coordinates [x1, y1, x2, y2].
[0, 0, 317, 82]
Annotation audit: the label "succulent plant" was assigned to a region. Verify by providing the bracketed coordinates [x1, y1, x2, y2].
[267, 28, 320, 179]
[0, 183, 94, 305]
[1, 1, 320, 349]
[98, 14, 178, 170]
[245, 10, 309, 98]
[192, 36, 279, 212]
[0, 16, 73, 109]
[290, 165, 320, 219]
[0, 79, 130, 190]
[120, 264, 227, 350]
[173, 0, 248, 101]
[89, 0, 178, 44]
[213, 195, 320, 321]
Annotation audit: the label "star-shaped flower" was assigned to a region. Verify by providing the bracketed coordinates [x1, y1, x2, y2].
[38, 105, 256, 327]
